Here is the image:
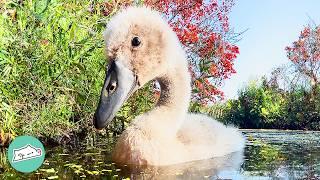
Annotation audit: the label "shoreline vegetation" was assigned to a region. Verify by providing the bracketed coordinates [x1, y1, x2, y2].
[203, 76, 320, 131]
[0, 1, 319, 179]
[0, 0, 319, 148]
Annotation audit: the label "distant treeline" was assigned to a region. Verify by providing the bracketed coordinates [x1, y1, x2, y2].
[193, 75, 320, 131]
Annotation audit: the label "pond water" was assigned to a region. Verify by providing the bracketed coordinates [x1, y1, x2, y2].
[1, 130, 320, 179]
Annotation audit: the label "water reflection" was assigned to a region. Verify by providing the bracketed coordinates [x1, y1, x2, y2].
[242, 130, 320, 179]
[1, 130, 320, 179]
[118, 151, 244, 179]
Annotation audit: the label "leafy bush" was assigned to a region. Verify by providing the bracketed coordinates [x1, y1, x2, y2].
[0, 0, 108, 139]
[215, 77, 320, 130]
[0, 0, 158, 142]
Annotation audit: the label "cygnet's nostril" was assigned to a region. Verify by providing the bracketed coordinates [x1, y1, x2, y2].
[108, 81, 117, 93]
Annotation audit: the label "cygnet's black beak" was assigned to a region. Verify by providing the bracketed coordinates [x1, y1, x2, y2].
[93, 60, 139, 129]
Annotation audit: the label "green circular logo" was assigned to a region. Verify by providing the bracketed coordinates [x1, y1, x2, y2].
[7, 136, 45, 173]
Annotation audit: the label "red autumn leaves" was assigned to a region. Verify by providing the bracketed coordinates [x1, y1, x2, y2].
[285, 25, 320, 85]
[146, 0, 239, 103]
[286, 26, 320, 63]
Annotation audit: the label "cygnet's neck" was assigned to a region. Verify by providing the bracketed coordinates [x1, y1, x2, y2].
[135, 36, 191, 138]
[156, 37, 191, 116]
[138, 61, 191, 138]
[156, 66, 191, 115]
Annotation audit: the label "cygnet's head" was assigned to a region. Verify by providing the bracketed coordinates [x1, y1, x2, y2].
[94, 6, 184, 129]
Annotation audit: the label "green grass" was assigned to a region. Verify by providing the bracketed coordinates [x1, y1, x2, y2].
[0, 0, 109, 139]
[0, 0, 154, 141]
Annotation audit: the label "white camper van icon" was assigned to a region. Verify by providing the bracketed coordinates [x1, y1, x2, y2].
[12, 144, 42, 163]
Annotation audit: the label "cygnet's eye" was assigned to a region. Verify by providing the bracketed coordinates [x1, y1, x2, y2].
[131, 37, 141, 47]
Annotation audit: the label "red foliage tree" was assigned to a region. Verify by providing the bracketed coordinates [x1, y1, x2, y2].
[145, 0, 239, 104]
[285, 25, 320, 90]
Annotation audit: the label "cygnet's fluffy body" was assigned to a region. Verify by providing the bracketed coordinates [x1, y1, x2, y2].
[101, 6, 245, 166]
